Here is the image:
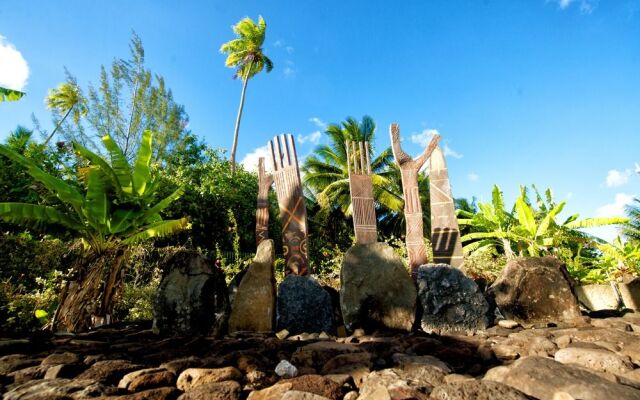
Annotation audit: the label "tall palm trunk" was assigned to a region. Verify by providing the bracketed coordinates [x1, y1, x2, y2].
[43, 106, 73, 146]
[230, 60, 254, 175]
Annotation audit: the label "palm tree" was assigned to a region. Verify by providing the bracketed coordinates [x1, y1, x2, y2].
[44, 81, 87, 145]
[220, 15, 273, 174]
[623, 198, 640, 241]
[0, 87, 25, 102]
[302, 116, 401, 223]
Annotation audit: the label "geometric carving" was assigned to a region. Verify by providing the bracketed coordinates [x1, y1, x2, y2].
[345, 140, 377, 244]
[390, 123, 440, 275]
[255, 157, 273, 246]
[269, 134, 310, 276]
[429, 145, 464, 268]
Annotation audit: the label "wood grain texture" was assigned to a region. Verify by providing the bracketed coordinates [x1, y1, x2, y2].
[429, 145, 464, 267]
[346, 140, 377, 244]
[255, 157, 273, 246]
[390, 123, 440, 274]
[269, 134, 309, 275]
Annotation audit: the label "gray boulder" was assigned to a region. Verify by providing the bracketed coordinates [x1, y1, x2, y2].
[340, 242, 416, 332]
[228, 240, 276, 332]
[488, 256, 581, 324]
[277, 275, 333, 334]
[417, 264, 490, 333]
[153, 248, 229, 336]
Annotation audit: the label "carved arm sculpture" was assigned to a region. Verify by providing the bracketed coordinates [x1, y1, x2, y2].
[390, 123, 440, 275]
[255, 157, 274, 246]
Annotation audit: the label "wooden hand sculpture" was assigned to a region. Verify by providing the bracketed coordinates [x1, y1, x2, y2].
[255, 157, 273, 246]
[390, 123, 440, 275]
[269, 134, 309, 276]
[346, 140, 377, 244]
[429, 145, 464, 268]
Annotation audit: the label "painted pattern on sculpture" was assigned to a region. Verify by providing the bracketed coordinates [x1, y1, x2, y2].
[255, 157, 273, 246]
[390, 123, 440, 274]
[429, 145, 464, 268]
[346, 140, 377, 244]
[269, 134, 309, 275]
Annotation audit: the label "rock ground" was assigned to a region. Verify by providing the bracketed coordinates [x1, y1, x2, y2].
[1, 312, 640, 399]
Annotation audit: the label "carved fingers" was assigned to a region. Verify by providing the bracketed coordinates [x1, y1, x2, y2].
[390, 123, 411, 165]
[345, 140, 372, 175]
[269, 134, 299, 172]
[257, 157, 273, 187]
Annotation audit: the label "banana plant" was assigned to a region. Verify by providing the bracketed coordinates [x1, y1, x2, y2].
[0, 130, 189, 254]
[0, 87, 25, 102]
[458, 184, 628, 260]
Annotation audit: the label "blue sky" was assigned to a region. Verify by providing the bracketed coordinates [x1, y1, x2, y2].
[1, 0, 639, 241]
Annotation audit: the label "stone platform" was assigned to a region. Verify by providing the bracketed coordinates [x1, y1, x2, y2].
[2, 312, 640, 399]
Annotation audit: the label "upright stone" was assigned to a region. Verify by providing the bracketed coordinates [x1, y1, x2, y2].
[255, 157, 273, 246]
[340, 242, 416, 332]
[228, 239, 276, 332]
[488, 256, 581, 324]
[429, 146, 464, 268]
[270, 134, 309, 276]
[277, 275, 333, 334]
[390, 123, 440, 275]
[417, 264, 490, 332]
[345, 140, 377, 244]
[153, 249, 229, 336]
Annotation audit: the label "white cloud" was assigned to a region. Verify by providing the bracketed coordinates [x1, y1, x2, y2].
[282, 59, 296, 78]
[410, 129, 439, 148]
[273, 40, 283, 48]
[596, 193, 634, 218]
[410, 129, 462, 159]
[0, 35, 29, 91]
[584, 192, 633, 242]
[297, 131, 321, 145]
[240, 145, 271, 172]
[285, 46, 294, 54]
[443, 144, 463, 159]
[309, 117, 327, 130]
[605, 169, 631, 188]
[553, 0, 596, 13]
[467, 173, 479, 182]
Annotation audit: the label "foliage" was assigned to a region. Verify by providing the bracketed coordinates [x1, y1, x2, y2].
[463, 248, 508, 283]
[0, 87, 25, 102]
[303, 116, 403, 242]
[48, 34, 190, 163]
[0, 130, 190, 254]
[458, 184, 628, 261]
[570, 237, 640, 283]
[623, 198, 640, 242]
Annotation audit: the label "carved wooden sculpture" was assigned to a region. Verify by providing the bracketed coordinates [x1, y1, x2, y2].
[429, 145, 464, 268]
[345, 140, 377, 244]
[269, 134, 309, 276]
[390, 123, 440, 274]
[255, 157, 273, 246]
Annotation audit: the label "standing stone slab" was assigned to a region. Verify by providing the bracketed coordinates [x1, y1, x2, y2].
[277, 275, 333, 334]
[429, 146, 464, 268]
[488, 256, 581, 324]
[417, 264, 490, 333]
[390, 123, 440, 274]
[270, 134, 309, 276]
[340, 242, 416, 332]
[228, 239, 276, 332]
[153, 249, 229, 337]
[255, 157, 274, 246]
[345, 140, 377, 244]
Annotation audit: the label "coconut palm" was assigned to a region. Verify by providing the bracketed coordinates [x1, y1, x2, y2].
[44, 81, 87, 145]
[302, 116, 401, 223]
[623, 198, 640, 241]
[220, 15, 273, 174]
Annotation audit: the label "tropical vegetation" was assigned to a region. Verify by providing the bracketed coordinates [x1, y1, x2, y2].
[0, 87, 25, 102]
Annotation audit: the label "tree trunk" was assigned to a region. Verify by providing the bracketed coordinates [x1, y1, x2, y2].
[51, 247, 128, 333]
[230, 61, 254, 175]
[43, 106, 73, 146]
